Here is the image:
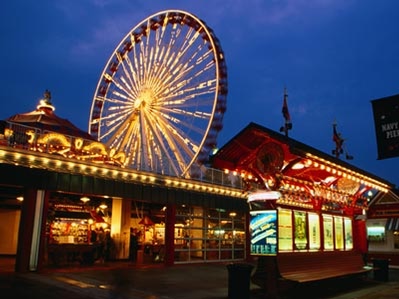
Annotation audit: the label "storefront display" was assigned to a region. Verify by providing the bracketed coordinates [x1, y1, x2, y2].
[174, 205, 245, 262]
[46, 202, 110, 266]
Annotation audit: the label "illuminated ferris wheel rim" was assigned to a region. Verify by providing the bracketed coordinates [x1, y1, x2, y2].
[88, 9, 227, 177]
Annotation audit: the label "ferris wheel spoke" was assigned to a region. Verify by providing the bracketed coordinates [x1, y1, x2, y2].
[103, 73, 135, 100]
[159, 110, 205, 138]
[165, 57, 215, 98]
[101, 109, 137, 142]
[111, 118, 140, 152]
[137, 112, 180, 173]
[144, 116, 184, 174]
[116, 56, 140, 96]
[149, 114, 195, 172]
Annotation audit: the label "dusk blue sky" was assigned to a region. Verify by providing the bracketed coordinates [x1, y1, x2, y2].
[1, 1, 398, 186]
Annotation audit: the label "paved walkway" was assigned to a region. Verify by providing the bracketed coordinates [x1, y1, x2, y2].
[1, 258, 399, 299]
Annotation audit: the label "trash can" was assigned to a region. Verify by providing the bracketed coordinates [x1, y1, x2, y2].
[226, 263, 254, 299]
[372, 259, 389, 282]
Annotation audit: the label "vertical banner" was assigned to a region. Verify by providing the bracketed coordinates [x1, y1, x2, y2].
[371, 94, 399, 159]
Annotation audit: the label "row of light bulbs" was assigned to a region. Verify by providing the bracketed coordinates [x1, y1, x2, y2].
[0, 149, 246, 199]
[305, 153, 389, 192]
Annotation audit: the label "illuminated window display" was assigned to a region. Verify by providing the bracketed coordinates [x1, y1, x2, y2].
[334, 216, 344, 250]
[278, 208, 293, 251]
[250, 210, 277, 255]
[308, 212, 320, 250]
[323, 215, 334, 250]
[344, 218, 353, 249]
[273, 210, 354, 252]
[294, 211, 307, 250]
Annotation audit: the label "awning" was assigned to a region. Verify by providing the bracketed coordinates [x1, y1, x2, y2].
[385, 218, 399, 231]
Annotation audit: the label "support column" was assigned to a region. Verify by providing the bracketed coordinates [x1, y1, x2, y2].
[164, 203, 176, 266]
[15, 189, 48, 272]
[110, 197, 131, 260]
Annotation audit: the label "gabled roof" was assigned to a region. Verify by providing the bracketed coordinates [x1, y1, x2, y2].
[368, 188, 399, 218]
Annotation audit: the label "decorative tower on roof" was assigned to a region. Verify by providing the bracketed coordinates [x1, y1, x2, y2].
[36, 89, 55, 112]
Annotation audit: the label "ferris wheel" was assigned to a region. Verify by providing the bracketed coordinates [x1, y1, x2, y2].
[88, 10, 227, 177]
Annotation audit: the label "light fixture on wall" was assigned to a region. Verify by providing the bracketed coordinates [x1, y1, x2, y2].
[80, 196, 90, 204]
[16, 196, 24, 202]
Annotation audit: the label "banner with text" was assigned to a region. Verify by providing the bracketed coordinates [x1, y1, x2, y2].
[371, 94, 399, 160]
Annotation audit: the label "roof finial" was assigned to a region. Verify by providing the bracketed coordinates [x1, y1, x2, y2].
[44, 89, 51, 101]
[37, 89, 55, 112]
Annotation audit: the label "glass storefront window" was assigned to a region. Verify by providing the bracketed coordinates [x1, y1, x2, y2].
[174, 205, 245, 262]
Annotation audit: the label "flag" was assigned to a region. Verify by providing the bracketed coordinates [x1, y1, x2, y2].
[332, 123, 344, 154]
[280, 88, 292, 134]
[282, 88, 291, 123]
[371, 94, 399, 160]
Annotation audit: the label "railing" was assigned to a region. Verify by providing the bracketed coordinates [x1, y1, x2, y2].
[0, 120, 243, 189]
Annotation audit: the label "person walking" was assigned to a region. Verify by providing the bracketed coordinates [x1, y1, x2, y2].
[97, 227, 106, 263]
[104, 230, 113, 262]
[129, 228, 139, 262]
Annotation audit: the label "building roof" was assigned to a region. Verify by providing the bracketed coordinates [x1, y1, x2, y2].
[213, 122, 394, 188]
[6, 90, 95, 141]
[211, 122, 394, 213]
